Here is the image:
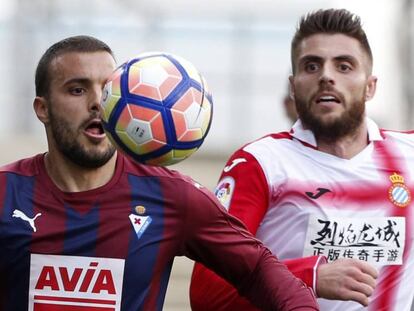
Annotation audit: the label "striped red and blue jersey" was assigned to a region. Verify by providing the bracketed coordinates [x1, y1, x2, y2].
[0, 153, 317, 311]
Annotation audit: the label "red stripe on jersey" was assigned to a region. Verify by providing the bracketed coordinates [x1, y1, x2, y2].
[269, 132, 293, 140]
[95, 172, 132, 258]
[276, 178, 390, 211]
[221, 150, 269, 235]
[381, 128, 414, 135]
[241, 131, 316, 154]
[271, 130, 318, 150]
[0, 173, 6, 220]
[141, 176, 181, 310]
[369, 136, 412, 310]
[34, 295, 115, 305]
[33, 303, 114, 311]
[0, 173, 7, 308]
[31, 174, 65, 253]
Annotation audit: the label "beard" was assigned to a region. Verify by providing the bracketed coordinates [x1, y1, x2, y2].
[295, 93, 365, 142]
[48, 107, 116, 169]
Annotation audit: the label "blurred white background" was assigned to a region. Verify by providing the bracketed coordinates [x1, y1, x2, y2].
[1, 0, 413, 309]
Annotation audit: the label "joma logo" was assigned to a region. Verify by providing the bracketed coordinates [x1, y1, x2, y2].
[35, 261, 116, 294]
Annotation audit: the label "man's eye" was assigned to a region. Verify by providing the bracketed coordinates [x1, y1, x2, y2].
[338, 64, 352, 72]
[70, 87, 85, 95]
[305, 63, 319, 72]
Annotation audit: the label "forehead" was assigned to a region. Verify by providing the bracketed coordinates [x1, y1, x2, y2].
[49, 51, 116, 83]
[296, 33, 368, 63]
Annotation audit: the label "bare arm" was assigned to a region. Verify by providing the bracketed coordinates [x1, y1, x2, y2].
[316, 258, 378, 306]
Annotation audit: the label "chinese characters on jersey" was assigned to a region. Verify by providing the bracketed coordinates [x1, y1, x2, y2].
[304, 216, 405, 265]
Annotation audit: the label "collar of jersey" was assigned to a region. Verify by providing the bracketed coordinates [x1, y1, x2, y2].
[37, 152, 125, 201]
[290, 117, 383, 148]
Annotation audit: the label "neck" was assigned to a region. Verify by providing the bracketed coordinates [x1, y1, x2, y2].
[316, 122, 369, 159]
[44, 151, 117, 192]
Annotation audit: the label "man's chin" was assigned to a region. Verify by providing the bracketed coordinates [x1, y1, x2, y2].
[62, 145, 116, 169]
[314, 112, 343, 124]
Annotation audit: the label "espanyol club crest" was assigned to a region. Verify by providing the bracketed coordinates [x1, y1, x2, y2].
[388, 172, 411, 207]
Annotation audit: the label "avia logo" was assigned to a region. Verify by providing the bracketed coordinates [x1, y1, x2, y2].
[35, 261, 116, 294]
[12, 209, 42, 232]
[29, 254, 125, 311]
[305, 188, 331, 199]
[223, 158, 247, 172]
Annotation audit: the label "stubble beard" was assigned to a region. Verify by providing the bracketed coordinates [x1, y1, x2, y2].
[48, 108, 116, 169]
[295, 95, 365, 142]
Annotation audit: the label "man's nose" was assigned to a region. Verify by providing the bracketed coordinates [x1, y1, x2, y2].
[89, 87, 103, 112]
[319, 65, 335, 85]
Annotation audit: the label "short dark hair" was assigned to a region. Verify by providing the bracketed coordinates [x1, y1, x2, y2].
[35, 35, 114, 97]
[291, 9, 373, 73]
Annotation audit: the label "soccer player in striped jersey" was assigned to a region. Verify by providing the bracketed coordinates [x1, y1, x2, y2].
[0, 35, 319, 311]
[191, 8, 414, 311]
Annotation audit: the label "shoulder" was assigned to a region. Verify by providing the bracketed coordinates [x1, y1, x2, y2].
[122, 156, 223, 219]
[0, 154, 42, 177]
[121, 154, 213, 196]
[381, 128, 414, 137]
[121, 153, 193, 182]
[219, 132, 294, 188]
[243, 131, 294, 152]
[380, 129, 414, 147]
[240, 131, 295, 167]
[244, 131, 293, 148]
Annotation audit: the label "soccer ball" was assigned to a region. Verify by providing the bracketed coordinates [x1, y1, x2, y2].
[100, 52, 213, 166]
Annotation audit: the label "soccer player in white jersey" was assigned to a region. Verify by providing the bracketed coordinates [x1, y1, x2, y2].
[190, 8, 414, 311]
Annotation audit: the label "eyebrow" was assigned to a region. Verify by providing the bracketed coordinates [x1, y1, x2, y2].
[62, 78, 91, 87]
[333, 55, 357, 64]
[299, 54, 357, 66]
[299, 55, 323, 65]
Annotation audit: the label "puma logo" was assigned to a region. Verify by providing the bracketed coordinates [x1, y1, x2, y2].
[12, 209, 42, 232]
[223, 158, 247, 172]
[305, 188, 331, 199]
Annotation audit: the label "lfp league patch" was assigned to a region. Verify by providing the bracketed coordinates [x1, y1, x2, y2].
[129, 214, 152, 239]
[214, 177, 235, 210]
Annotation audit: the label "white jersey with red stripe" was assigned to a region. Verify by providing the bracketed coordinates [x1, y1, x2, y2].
[215, 118, 414, 311]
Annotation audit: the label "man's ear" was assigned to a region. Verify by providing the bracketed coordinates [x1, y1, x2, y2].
[365, 75, 378, 102]
[33, 96, 49, 124]
[288, 75, 295, 100]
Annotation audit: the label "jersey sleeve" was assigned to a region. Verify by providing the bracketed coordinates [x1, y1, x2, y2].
[189, 148, 325, 310]
[215, 149, 269, 234]
[190, 256, 326, 311]
[178, 178, 318, 311]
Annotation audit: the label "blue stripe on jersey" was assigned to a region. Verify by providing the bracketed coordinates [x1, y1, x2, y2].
[63, 204, 99, 256]
[0, 173, 36, 311]
[121, 175, 170, 311]
[156, 259, 173, 310]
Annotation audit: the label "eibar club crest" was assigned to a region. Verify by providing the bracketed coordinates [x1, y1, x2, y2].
[388, 172, 411, 207]
[129, 213, 152, 239]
